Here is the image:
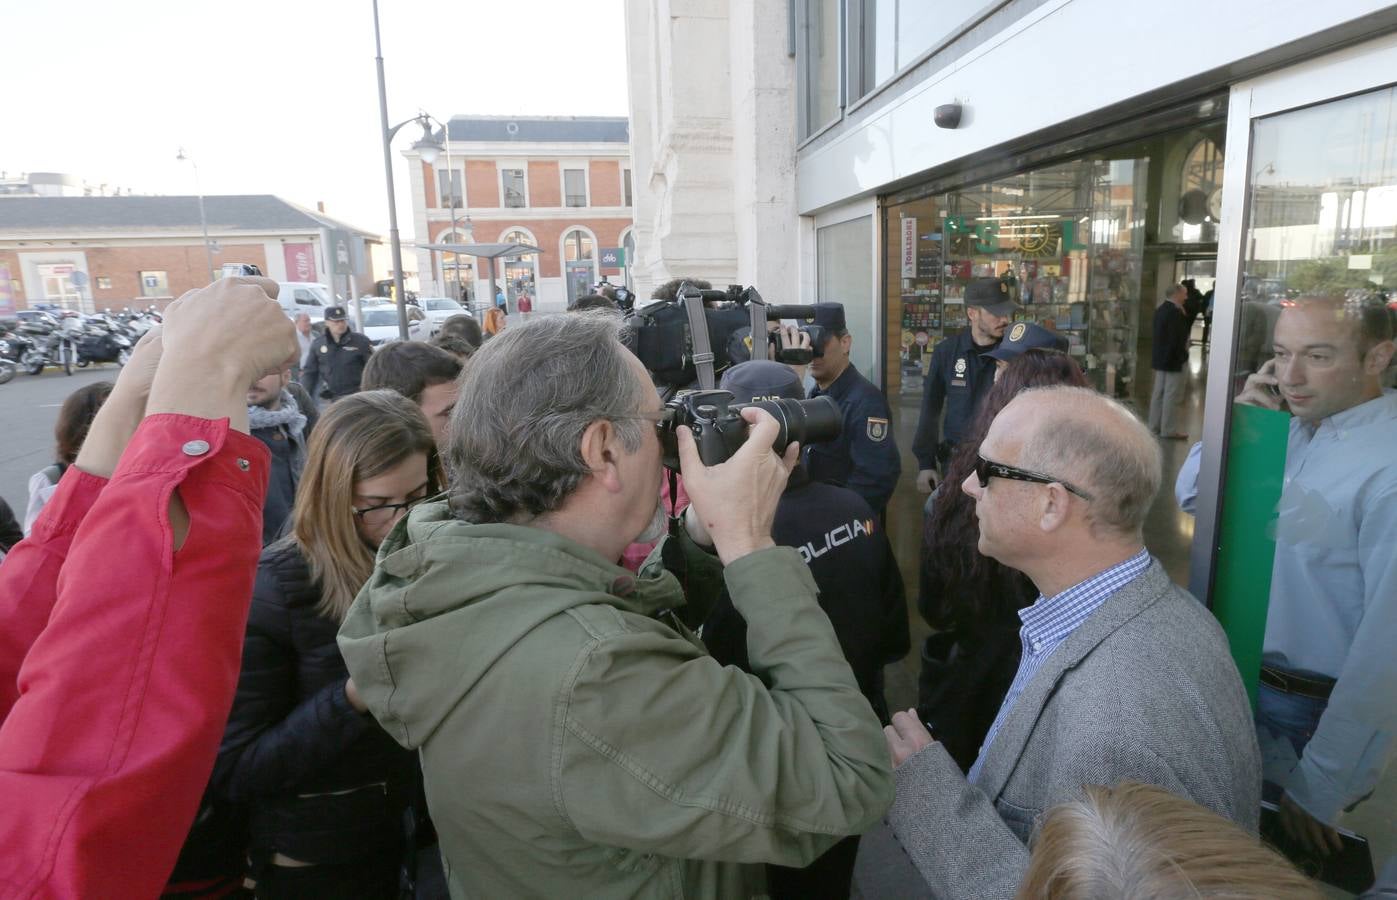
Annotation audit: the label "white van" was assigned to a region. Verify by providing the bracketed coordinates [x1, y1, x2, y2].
[276, 282, 332, 323]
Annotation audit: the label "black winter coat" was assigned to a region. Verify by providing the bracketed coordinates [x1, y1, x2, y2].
[210, 541, 418, 870]
[302, 329, 373, 401]
[1151, 301, 1191, 372]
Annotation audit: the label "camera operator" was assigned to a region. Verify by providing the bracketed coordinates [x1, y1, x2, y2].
[336, 313, 893, 898]
[804, 303, 902, 520]
[689, 360, 908, 900]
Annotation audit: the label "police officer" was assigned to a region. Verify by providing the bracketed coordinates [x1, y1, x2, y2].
[689, 360, 909, 900]
[911, 277, 1015, 492]
[984, 320, 1070, 379]
[803, 303, 901, 519]
[301, 305, 373, 404]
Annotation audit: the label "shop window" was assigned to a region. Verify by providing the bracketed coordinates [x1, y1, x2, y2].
[501, 168, 527, 208]
[438, 166, 464, 208]
[139, 270, 169, 298]
[562, 228, 596, 305]
[500, 228, 538, 310]
[817, 216, 875, 379]
[1217, 83, 1397, 890]
[564, 169, 587, 207]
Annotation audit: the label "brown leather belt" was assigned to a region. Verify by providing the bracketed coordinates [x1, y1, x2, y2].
[1260, 665, 1335, 701]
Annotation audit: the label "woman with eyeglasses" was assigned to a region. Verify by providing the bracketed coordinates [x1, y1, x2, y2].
[209, 390, 438, 898]
[916, 348, 1088, 773]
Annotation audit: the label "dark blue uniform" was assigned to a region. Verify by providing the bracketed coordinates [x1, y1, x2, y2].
[911, 329, 998, 472]
[806, 363, 901, 517]
[302, 329, 373, 402]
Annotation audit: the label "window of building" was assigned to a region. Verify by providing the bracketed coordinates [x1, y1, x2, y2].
[438, 166, 464, 208]
[96, 276, 111, 290]
[501, 168, 527, 208]
[500, 228, 538, 310]
[817, 216, 875, 378]
[562, 228, 597, 305]
[563, 168, 587, 207]
[139, 270, 169, 298]
[623, 168, 633, 207]
[797, 0, 843, 139]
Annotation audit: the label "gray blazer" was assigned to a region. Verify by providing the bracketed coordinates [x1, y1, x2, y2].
[888, 560, 1261, 899]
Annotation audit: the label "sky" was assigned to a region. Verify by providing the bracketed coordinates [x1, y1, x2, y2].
[5, 0, 631, 239]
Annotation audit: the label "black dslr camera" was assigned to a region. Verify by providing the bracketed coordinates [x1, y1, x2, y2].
[656, 390, 842, 470]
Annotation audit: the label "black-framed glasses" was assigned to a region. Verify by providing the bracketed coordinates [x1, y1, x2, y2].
[353, 493, 430, 528]
[974, 454, 1094, 501]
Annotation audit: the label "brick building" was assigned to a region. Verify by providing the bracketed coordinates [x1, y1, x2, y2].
[0, 195, 378, 313]
[406, 116, 634, 313]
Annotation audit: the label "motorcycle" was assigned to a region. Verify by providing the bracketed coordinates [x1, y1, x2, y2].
[0, 338, 15, 384]
[75, 315, 133, 367]
[0, 322, 35, 383]
[17, 312, 82, 375]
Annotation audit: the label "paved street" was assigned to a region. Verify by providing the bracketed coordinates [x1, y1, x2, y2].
[1, 365, 121, 522]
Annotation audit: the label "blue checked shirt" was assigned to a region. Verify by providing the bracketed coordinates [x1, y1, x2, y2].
[967, 549, 1152, 784]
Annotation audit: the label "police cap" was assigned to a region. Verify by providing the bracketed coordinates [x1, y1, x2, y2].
[986, 321, 1069, 363]
[720, 360, 806, 403]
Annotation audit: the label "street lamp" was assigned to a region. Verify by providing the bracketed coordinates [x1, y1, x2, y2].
[176, 147, 215, 285]
[373, 0, 444, 340]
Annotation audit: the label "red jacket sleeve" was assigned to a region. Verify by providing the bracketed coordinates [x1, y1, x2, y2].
[0, 467, 108, 722]
[0, 414, 269, 900]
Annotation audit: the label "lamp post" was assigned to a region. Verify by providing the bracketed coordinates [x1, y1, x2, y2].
[373, 0, 443, 340]
[175, 147, 215, 285]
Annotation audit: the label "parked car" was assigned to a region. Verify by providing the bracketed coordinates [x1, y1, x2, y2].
[356, 304, 429, 345]
[416, 297, 471, 334]
[276, 282, 333, 323]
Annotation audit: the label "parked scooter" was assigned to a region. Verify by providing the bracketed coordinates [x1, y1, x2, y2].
[75, 314, 133, 367]
[17, 311, 82, 375]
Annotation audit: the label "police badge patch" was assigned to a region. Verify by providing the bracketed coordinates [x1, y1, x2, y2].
[866, 417, 889, 442]
[954, 357, 967, 376]
[1009, 322, 1027, 342]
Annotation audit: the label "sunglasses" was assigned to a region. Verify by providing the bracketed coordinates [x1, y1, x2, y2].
[974, 454, 1094, 501]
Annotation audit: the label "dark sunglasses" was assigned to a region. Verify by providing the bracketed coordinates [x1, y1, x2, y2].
[974, 454, 1094, 501]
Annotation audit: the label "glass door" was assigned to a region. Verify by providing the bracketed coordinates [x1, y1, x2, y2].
[1197, 38, 1397, 896]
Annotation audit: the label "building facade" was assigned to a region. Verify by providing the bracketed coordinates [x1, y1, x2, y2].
[628, 2, 1397, 888]
[404, 116, 635, 313]
[0, 195, 378, 313]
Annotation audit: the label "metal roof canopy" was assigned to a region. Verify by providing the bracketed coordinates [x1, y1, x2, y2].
[417, 241, 543, 259]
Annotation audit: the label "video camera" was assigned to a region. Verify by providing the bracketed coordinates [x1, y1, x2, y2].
[623, 282, 829, 396]
[656, 389, 842, 470]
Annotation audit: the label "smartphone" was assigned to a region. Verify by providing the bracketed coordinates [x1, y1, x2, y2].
[1259, 800, 1374, 893]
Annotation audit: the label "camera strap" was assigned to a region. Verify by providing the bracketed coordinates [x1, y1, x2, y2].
[749, 301, 768, 362]
[683, 293, 716, 390]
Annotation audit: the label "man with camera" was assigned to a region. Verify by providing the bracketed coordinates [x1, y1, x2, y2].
[337, 313, 894, 898]
[912, 277, 1013, 492]
[301, 305, 372, 404]
[805, 303, 902, 520]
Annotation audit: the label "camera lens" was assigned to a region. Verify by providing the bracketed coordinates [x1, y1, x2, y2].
[741, 396, 842, 452]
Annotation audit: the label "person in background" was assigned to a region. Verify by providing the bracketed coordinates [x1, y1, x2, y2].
[1182, 278, 1205, 331]
[429, 334, 476, 362]
[0, 277, 298, 899]
[804, 303, 901, 520]
[24, 380, 113, 534]
[248, 367, 313, 545]
[883, 385, 1260, 899]
[984, 322, 1070, 380]
[568, 293, 619, 313]
[482, 305, 507, 337]
[694, 360, 908, 900]
[494, 287, 506, 310]
[917, 349, 1088, 771]
[517, 291, 533, 319]
[361, 341, 464, 448]
[302, 306, 372, 405]
[1018, 782, 1321, 900]
[436, 313, 483, 350]
[291, 312, 314, 383]
[1148, 284, 1191, 440]
[913, 277, 1013, 494]
[211, 390, 437, 897]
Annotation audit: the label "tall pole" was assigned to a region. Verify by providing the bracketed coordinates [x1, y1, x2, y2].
[373, 0, 411, 341]
[179, 148, 215, 285]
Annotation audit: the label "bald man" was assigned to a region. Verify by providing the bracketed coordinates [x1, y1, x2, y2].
[882, 386, 1260, 899]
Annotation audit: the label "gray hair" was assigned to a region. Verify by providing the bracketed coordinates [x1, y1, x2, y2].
[1014, 386, 1162, 539]
[1167, 283, 1185, 299]
[447, 311, 648, 523]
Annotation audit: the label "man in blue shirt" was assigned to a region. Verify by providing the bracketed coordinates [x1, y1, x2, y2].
[804, 303, 901, 519]
[1233, 296, 1397, 868]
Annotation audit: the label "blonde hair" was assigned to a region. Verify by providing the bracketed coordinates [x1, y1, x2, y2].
[289, 390, 438, 622]
[1018, 783, 1321, 900]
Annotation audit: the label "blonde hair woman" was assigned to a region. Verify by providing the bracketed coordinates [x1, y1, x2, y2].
[1019, 782, 1321, 899]
[208, 390, 439, 897]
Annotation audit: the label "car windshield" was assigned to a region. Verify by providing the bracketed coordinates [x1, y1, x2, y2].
[424, 299, 463, 311]
[363, 309, 398, 326]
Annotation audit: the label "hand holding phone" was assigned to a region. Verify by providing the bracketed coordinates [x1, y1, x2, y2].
[1236, 358, 1285, 411]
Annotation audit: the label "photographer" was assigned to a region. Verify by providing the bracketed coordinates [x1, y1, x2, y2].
[694, 360, 908, 899]
[805, 303, 902, 519]
[337, 313, 893, 898]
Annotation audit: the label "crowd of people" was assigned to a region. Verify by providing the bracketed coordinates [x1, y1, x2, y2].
[0, 272, 1377, 899]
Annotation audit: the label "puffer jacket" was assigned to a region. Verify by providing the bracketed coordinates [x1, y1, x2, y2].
[211, 540, 418, 871]
[337, 501, 894, 899]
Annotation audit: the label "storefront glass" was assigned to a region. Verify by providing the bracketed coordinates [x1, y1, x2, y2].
[1215, 82, 1397, 895]
[817, 216, 876, 381]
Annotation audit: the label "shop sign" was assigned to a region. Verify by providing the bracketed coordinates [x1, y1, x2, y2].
[901, 217, 917, 277]
[284, 243, 317, 282]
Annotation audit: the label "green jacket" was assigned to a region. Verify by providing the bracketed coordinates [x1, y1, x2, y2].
[337, 501, 893, 898]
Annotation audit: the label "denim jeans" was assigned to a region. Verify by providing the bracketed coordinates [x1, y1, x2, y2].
[1255, 680, 1327, 802]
